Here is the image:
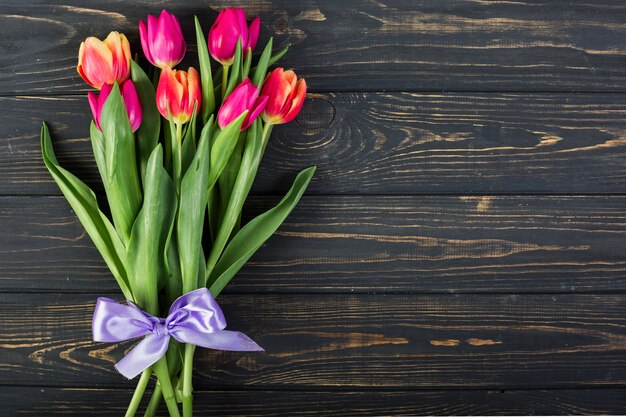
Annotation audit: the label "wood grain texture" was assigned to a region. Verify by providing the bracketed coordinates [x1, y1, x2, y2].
[3, 93, 626, 195]
[2, 387, 626, 416]
[1, 292, 625, 389]
[3, 1, 626, 414]
[1, 0, 626, 94]
[2, 195, 626, 293]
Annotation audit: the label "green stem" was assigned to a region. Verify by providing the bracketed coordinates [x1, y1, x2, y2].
[153, 358, 181, 417]
[182, 344, 196, 417]
[125, 368, 152, 417]
[173, 122, 183, 194]
[221, 65, 230, 100]
[144, 342, 183, 417]
[143, 382, 161, 417]
[261, 123, 272, 150]
[205, 122, 272, 284]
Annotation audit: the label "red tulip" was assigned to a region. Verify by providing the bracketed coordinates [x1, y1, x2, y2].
[78, 32, 132, 90]
[218, 79, 267, 130]
[156, 67, 201, 124]
[208, 8, 260, 66]
[139, 10, 186, 69]
[260, 68, 307, 125]
[88, 80, 142, 132]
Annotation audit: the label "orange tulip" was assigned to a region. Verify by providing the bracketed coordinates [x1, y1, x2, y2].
[260, 68, 306, 125]
[77, 31, 132, 89]
[156, 67, 201, 124]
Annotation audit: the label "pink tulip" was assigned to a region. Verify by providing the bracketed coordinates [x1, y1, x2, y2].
[218, 79, 268, 130]
[261, 68, 307, 125]
[88, 80, 142, 132]
[139, 10, 186, 69]
[208, 8, 260, 66]
[156, 67, 201, 124]
[78, 32, 132, 90]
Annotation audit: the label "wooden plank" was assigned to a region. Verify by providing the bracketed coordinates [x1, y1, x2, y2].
[2, 387, 626, 416]
[2, 195, 626, 293]
[1, 1, 626, 94]
[1, 292, 625, 388]
[3, 93, 626, 195]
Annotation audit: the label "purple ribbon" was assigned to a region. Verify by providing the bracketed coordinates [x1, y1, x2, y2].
[92, 288, 263, 379]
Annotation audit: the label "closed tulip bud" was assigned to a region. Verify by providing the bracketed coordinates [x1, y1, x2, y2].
[77, 31, 132, 90]
[218, 79, 268, 130]
[261, 68, 307, 125]
[139, 10, 186, 69]
[208, 8, 260, 66]
[88, 80, 142, 132]
[156, 67, 201, 124]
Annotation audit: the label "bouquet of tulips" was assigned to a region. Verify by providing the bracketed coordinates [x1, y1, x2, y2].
[40, 7, 313, 417]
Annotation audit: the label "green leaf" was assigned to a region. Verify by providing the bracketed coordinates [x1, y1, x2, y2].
[249, 45, 287, 84]
[100, 83, 142, 244]
[208, 111, 247, 188]
[162, 117, 173, 174]
[208, 166, 316, 296]
[165, 240, 182, 305]
[206, 185, 219, 244]
[166, 110, 182, 193]
[131, 60, 160, 183]
[224, 40, 242, 98]
[126, 145, 176, 315]
[217, 131, 245, 223]
[194, 16, 215, 123]
[89, 121, 107, 188]
[242, 46, 252, 80]
[41, 123, 132, 300]
[180, 104, 198, 176]
[205, 120, 261, 284]
[177, 119, 213, 293]
[268, 46, 288, 67]
[252, 38, 273, 87]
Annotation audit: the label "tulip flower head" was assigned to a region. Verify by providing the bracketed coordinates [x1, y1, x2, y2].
[261, 68, 307, 125]
[78, 31, 132, 90]
[156, 67, 201, 124]
[88, 80, 142, 132]
[139, 10, 186, 69]
[218, 79, 268, 130]
[208, 8, 260, 66]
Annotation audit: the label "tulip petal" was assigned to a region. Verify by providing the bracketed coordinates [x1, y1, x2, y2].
[156, 67, 199, 124]
[104, 32, 131, 84]
[244, 95, 268, 129]
[262, 68, 291, 119]
[81, 37, 114, 89]
[282, 79, 307, 124]
[121, 80, 143, 132]
[87, 91, 101, 129]
[209, 8, 251, 66]
[247, 17, 261, 52]
[139, 20, 154, 66]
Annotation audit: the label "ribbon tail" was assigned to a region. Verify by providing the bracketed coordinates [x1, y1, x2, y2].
[172, 328, 263, 352]
[115, 333, 170, 379]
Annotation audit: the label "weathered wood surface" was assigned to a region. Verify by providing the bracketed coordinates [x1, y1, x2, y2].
[3, 0, 626, 414]
[1, 293, 626, 388]
[2, 195, 626, 293]
[1, 1, 626, 94]
[3, 387, 626, 416]
[3, 93, 626, 195]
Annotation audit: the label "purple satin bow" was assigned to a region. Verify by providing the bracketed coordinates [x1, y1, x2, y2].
[92, 288, 263, 379]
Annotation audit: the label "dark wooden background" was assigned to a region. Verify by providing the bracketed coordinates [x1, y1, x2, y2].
[1, 0, 626, 415]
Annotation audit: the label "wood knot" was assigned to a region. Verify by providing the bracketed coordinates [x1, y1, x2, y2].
[273, 17, 289, 34]
[296, 95, 336, 129]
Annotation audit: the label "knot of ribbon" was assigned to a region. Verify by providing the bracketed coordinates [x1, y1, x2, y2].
[92, 288, 263, 379]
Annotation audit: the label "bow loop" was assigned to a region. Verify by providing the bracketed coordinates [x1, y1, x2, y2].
[92, 297, 155, 342]
[92, 288, 263, 379]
